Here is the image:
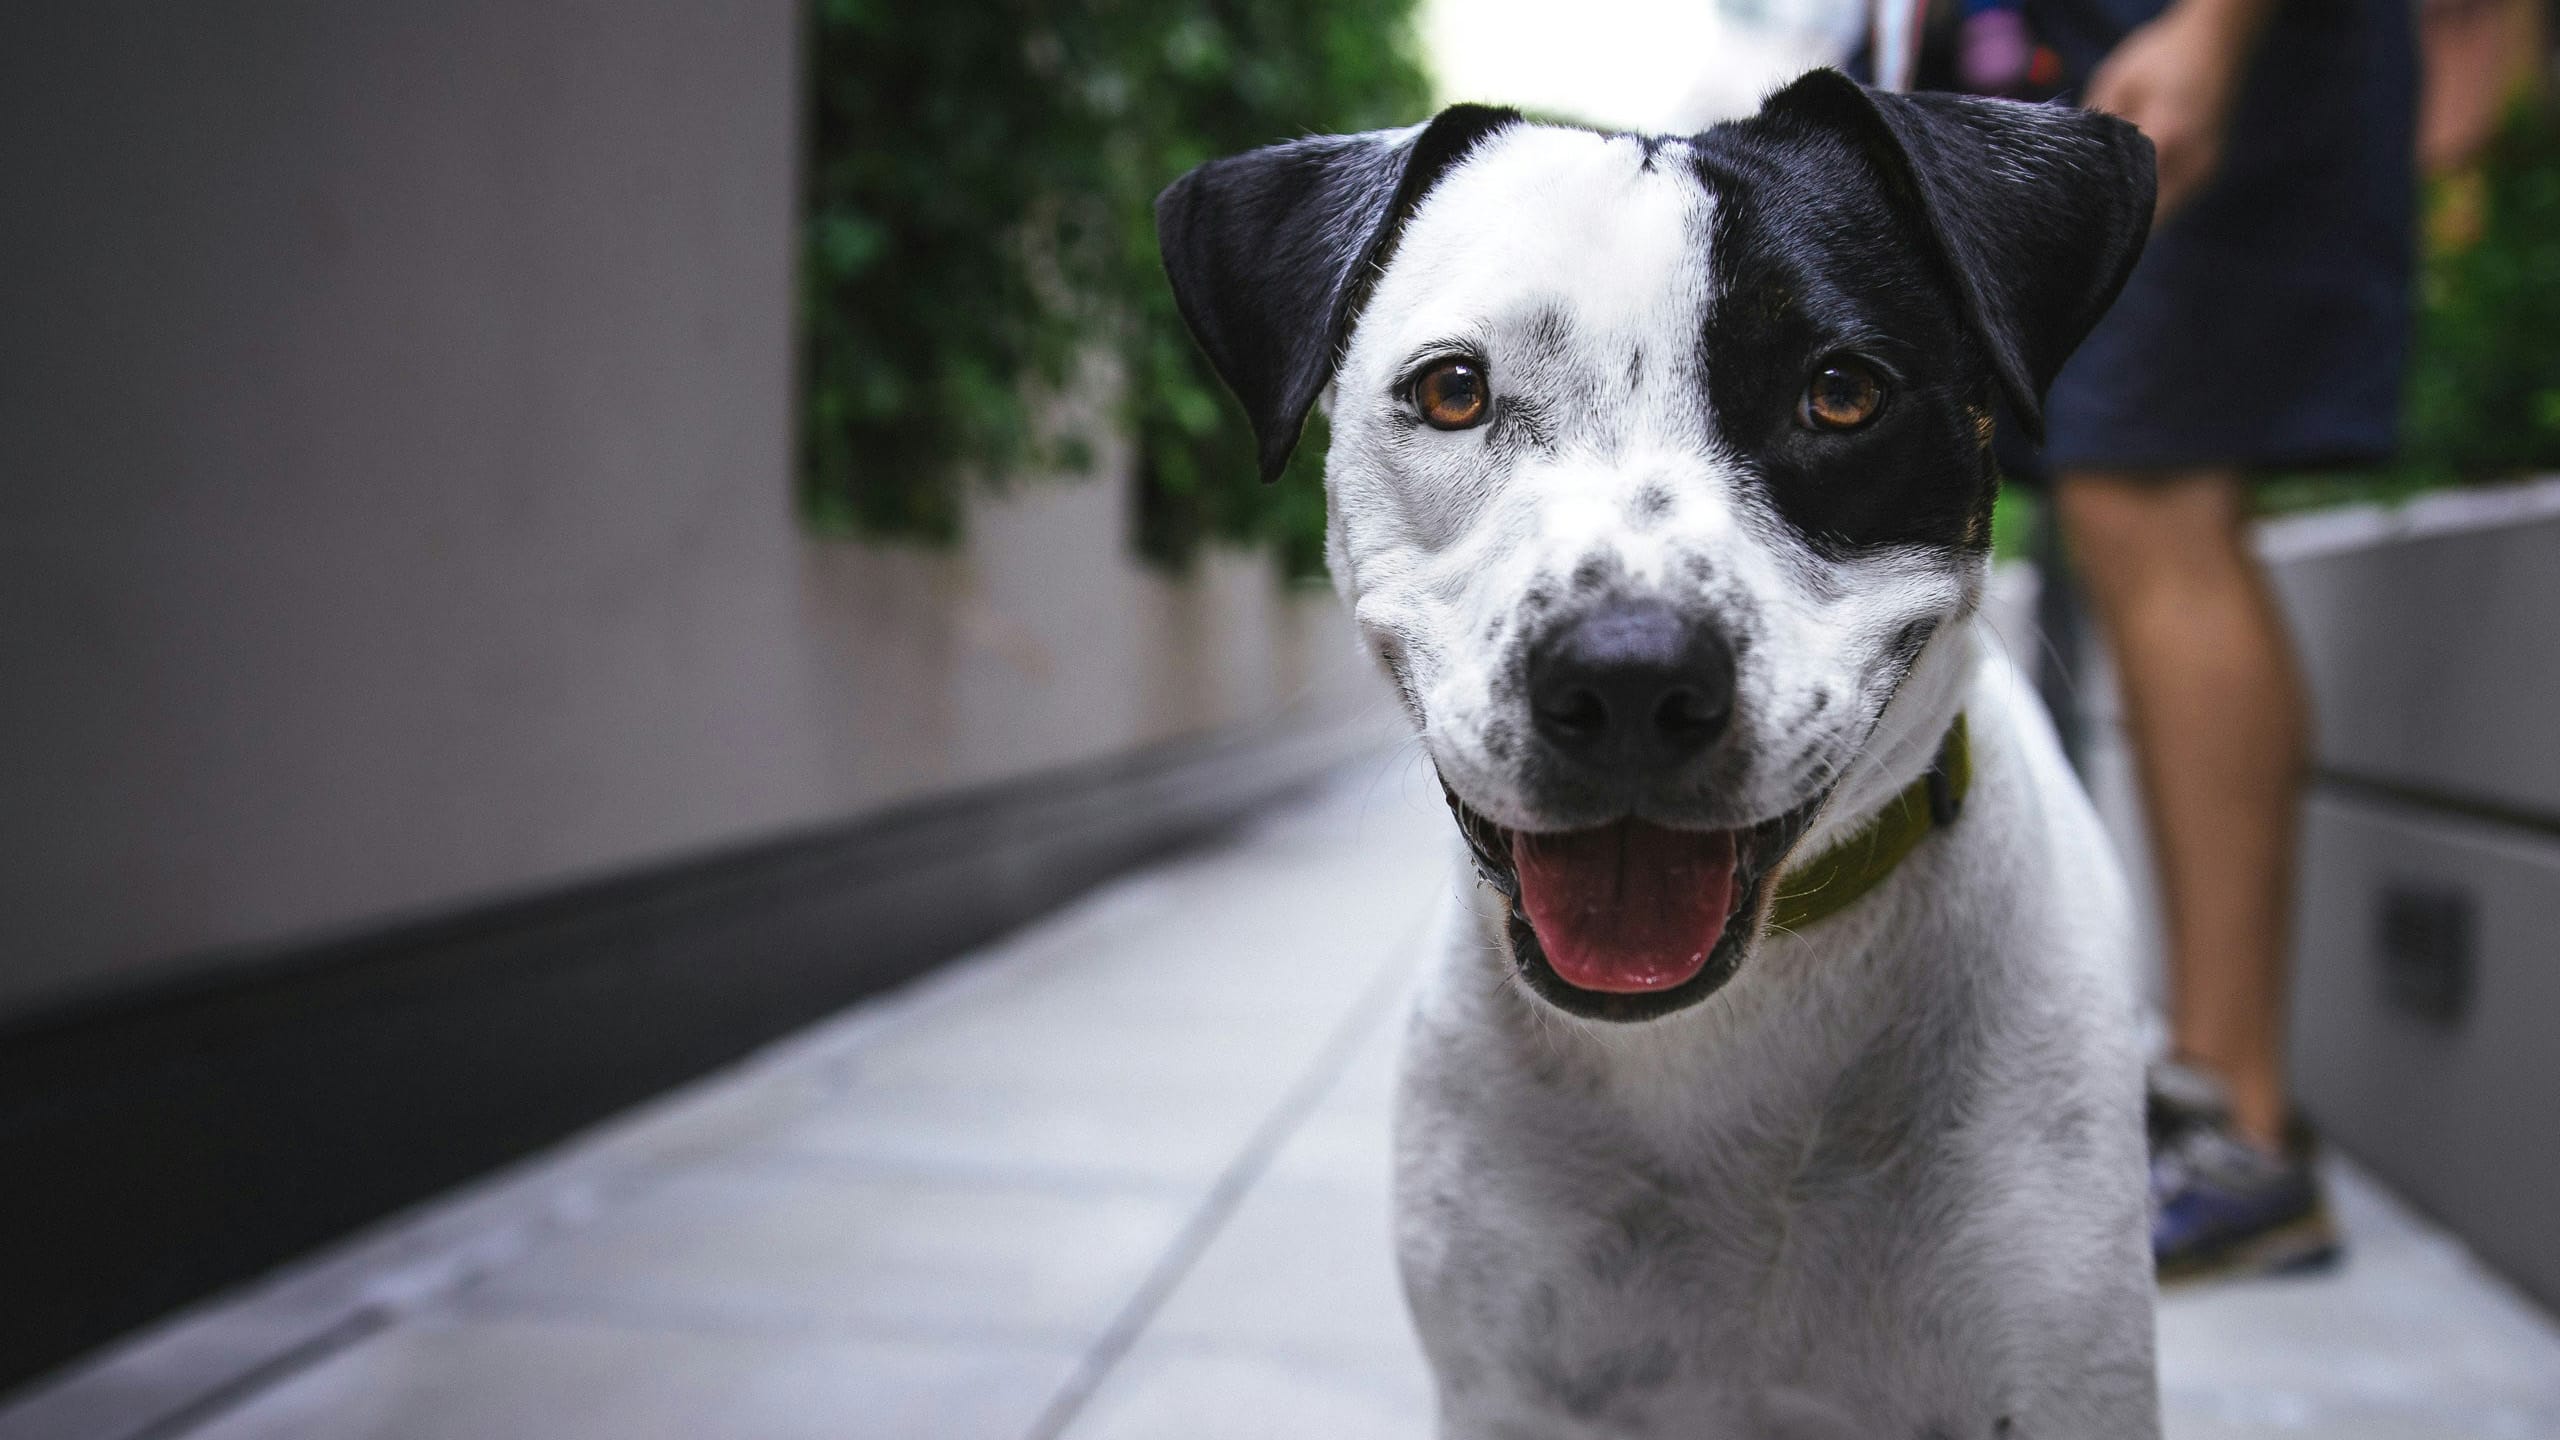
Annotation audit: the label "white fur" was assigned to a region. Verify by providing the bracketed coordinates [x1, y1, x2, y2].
[1315, 127, 2159, 1436]
[1394, 637, 2156, 1437]
[1328, 128, 1971, 837]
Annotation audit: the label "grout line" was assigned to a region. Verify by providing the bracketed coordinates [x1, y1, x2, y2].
[439, 1288, 1099, 1353]
[62, 793, 1441, 1440]
[1016, 907, 1431, 1440]
[616, 1141, 1221, 1194]
[117, 1309, 395, 1440]
[16, 843, 1214, 1440]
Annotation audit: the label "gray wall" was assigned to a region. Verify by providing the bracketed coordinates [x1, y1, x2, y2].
[0, 3, 1386, 1018]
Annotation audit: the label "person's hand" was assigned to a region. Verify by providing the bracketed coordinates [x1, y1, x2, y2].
[2083, 0, 2264, 222]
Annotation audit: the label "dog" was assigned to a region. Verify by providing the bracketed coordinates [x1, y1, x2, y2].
[1158, 69, 2160, 1438]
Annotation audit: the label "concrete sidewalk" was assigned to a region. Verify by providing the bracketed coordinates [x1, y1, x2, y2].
[8, 758, 2559, 1440]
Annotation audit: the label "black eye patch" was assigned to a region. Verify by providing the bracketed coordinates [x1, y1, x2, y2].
[1690, 133, 1997, 558]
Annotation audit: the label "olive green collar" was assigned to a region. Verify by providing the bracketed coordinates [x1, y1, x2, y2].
[1768, 714, 1971, 933]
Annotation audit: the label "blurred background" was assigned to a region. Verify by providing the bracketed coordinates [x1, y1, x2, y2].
[3, 1, 2557, 1436]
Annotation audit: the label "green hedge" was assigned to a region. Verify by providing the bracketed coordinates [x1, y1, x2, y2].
[2396, 103, 2560, 482]
[802, 0, 1430, 572]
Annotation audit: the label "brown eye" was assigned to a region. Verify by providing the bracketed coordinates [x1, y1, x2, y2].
[1797, 359, 1884, 431]
[1414, 357, 1491, 430]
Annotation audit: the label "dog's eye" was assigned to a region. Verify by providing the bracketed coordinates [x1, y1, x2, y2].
[1797, 359, 1885, 432]
[1413, 358, 1491, 430]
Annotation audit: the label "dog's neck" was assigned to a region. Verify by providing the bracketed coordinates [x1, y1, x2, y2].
[1790, 617, 1980, 862]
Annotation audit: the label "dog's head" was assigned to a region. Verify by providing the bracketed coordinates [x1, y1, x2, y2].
[1158, 71, 2153, 1022]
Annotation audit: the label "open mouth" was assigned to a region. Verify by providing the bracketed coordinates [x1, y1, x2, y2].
[1441, 785, 1827, 1022]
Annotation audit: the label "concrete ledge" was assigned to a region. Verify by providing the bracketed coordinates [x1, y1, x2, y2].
[0, 714, 1396, 1396]
[2266, 474, 2560, 824]
[2291, 786, 2560, 1315]
[2258, 479, 2560, 1312]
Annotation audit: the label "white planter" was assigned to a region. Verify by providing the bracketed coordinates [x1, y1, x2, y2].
[2267, 478, 2560, 1311]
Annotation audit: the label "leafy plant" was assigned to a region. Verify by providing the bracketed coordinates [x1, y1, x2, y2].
[802, 0, 1430, 570]
[2396, 99, 2560, 485]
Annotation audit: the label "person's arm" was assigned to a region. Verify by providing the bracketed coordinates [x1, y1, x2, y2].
[2083, 0, 2281, 221]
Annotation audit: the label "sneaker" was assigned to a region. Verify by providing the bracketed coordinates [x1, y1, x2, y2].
[2144, 1056, 2231, 1149]
[2147, 1065, 2343, 1285]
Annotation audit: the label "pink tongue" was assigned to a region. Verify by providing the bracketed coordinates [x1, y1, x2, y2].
[1512, 822, 1738, 994]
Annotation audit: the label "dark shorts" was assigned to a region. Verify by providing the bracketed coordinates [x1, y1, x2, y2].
[2022, 0, 2421, 476]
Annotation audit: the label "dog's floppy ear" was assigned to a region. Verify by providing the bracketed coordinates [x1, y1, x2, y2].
[1155, 105, 1522, 481]
[1758, 69, 2155, 438]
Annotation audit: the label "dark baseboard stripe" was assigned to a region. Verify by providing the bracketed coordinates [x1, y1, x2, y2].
[2313, 769, 2560, 844]
[0, 719, 1386, 1396]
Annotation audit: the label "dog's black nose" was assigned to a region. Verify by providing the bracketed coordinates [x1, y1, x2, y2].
[1528, 602, 1735, 772]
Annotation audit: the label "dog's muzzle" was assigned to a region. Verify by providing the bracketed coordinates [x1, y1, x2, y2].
[1443, 781, 1825, 1024]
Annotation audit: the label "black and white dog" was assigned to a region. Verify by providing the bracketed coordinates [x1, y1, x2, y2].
[1159, 70, 2160, 1438]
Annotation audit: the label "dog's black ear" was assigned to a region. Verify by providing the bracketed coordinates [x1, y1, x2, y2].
[1758, 69, 2155, 438]
[1155, 105, 1523, 481]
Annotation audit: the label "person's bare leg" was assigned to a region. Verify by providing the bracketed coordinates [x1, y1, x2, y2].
[2057, 467, 2306, 1153]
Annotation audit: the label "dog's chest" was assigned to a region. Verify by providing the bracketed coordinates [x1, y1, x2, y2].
[1397, 1083, 1990, 1437]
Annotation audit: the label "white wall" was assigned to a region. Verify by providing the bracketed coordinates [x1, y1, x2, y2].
[0, 2, 1389, 1017]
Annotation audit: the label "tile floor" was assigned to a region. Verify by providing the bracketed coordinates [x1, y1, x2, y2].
[6, 756, 2557, 1440]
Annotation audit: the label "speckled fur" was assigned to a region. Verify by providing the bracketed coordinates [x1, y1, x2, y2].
[1329, 112, 2158, 1440]
[1394, 639, 2157, 1438]
[1157, 72, 2160, 1439]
